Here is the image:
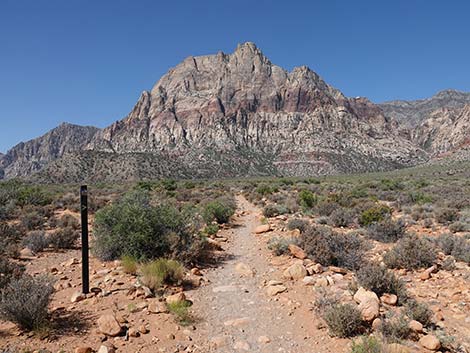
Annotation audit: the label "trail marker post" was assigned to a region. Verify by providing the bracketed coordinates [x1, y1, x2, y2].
[80, 185, 89, 294]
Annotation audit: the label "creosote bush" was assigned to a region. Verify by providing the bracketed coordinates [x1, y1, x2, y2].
[0, 275, 54, 331]
[359, 205, 392, 226]
[356, 262, 407, 303]
[383, 234, 437, 270]
[298, 190, 317, 208]
[202, 197, 236, 224]
[300, 226, 366, 270]
[93, 190, 204, 264]
[140, 259, 184, 291]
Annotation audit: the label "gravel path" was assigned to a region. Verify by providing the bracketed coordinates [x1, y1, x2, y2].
[191, 195, 311, 352]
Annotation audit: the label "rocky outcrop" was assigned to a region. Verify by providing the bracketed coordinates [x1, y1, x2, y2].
[0, 123, 99, 179]
[379, 90, 470, 127]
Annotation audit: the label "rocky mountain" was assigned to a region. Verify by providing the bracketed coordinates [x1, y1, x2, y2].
[3, 42, 464, 183]
[379, 89, 470, 127]
[413, 104, 470, 156]
[0, 123, 99, 179]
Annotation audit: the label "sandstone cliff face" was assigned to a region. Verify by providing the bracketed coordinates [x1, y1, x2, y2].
[0, 123, 99, 179]
[86, 42, 426, 179]
[413, 104, 470, 156]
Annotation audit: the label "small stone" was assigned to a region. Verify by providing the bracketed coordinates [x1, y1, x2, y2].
[64, 258, 79, 267]
[409, 320, 423, 333]
[234, 340, 251, 351]
[266, 285, 287, 296]
[20, 248, 34, 258]
[97, 345, 115, 353]
[282, 263, 307, 280]
[315, 277, 329, 287]
[288, 244, 307, 259]
[75, 348, 93, 353]
[302, 276, 316, 286]
[138, 325, 149, 334]
[128, 327, 140, 337]
[235, 263, 254, 277]
[190, 268, 202, 276]
[254, 224, 271, 234]
[329, 266, 347, 274]
[148, 300, 169, 314]
[380, 293, 398, 306]
[71, 291, 85, 303]
[372, 318, 382, 331]
[258, 336, 271, 344]
[419, 335, 441, 350]
[97, 314, 122, 336]
[166, 292, 186, 304]
[420, 271, 431, 280]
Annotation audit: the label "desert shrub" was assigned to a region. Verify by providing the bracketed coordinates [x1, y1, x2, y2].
[322, 303, 362, 338]
[203, 224, 219, 236]
[316, 200, 339, 217]
[328, 208, 355, 227]
[298, 190, 317, 208]
[121, 255, 138, 274]
[356, 262, 407, 302]
[441, 256, 456, 271]
[202, 197, 236, 224]
[57, 214, 79, 229]
[405, 299, 433, 326]
[20, 210, 43, 231]
[378, 314, 410, 343]
[93, 190, 203, 263]
[16, 185, 52, 207]
[267, 237, 296, 256]
[449, 221, 468, 233]
[422, 218, 433, 228]
[48, 227, 78, 249]
[0, 275, 54, 331]
[287, 219, 309, 233]
[161, 179, 177, 191]
[0, 222, 21, 258]
[256, 184, 275, 196]
[435, 233, 470, 263]
[366, 219, 406, 243]
[383, 234, 437, 270]
[359, 205, 392, 226]
[300, 226, 366, 270]
[435, 207, 459, 225]
[23, 231, 48, 253]
[350, 336, 383, 353]
[167, 300, 193, 325]
[140, 259, 184, 291]
[263, 204, 288, 218]
[0, 257, 24, 290]
[316, 216, 329, 225]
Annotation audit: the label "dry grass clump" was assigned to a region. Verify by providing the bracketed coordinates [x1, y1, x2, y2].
[140, 259, 184, 291]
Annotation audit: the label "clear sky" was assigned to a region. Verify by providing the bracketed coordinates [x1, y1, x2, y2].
[1, 0, 469, 152]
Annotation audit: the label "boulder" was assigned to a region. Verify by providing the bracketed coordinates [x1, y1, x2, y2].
[97, 314, 122, 336]
[282, 263, 307, 280]
[419, 335, 441, 350]
[166, 292, 186, 304]
[302, 276, 316, 286]
[71, 291, 85, 303]
[408, 320, 423, 333]
[358, 297, 379, 321]
[254, 224, 271, 234]
[288, 244, 307, 259]
[266, 284, 287, 296]
[354, 287, 379, 304]
[380, 293, 398, 306]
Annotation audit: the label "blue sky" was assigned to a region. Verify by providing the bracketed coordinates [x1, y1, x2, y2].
[0, 0, 469, 152]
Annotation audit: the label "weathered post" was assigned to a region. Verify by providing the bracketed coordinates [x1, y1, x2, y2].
[80, 185, 89, 294]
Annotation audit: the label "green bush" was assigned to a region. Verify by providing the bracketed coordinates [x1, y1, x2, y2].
[383, 234, 437, 270]
[359, 205, 392, 226]
[0, 222, 21, 258]
[202, 197, 236, 224]
[256, 184, 275, 196]
[298, 190, 317, 208]
[356, 262, 407, 303]
[300, 226, 366, 270]
[167, 300, 193, 325]
[140, 259, 184, 291]
[0, 275, 54, 331]
[93, 190, 203, 264]
[323, 303, 362, 338]
[203, 224, 219, 236]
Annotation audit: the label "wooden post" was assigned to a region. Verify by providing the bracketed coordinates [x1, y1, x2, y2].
[80, 185, 89, 294]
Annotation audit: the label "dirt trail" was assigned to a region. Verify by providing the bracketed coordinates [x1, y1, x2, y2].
[190, 195, 313, 352]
